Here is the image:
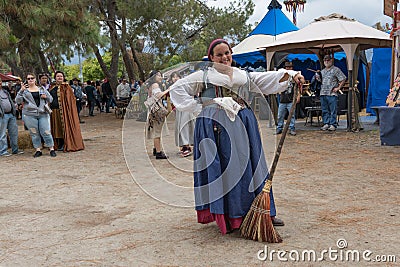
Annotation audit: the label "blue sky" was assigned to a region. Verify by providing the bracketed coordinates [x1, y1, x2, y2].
[241, 0, 392, 28]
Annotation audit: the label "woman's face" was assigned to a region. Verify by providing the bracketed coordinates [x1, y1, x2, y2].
[154, 72, 162, 83]
[26, 75, 36, 86]
[40, 76, 48, 85]
[210, 43, 232, 66]
[171, 74, 180, 83]
[55, 73, 64, 83]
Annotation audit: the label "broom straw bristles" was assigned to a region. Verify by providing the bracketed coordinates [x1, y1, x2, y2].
[240, 191, 282, 243]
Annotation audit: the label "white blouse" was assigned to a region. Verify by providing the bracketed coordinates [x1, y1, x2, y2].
[169, 67, 298, 113]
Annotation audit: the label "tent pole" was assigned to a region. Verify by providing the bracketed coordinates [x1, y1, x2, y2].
[347, 70, 353, 131]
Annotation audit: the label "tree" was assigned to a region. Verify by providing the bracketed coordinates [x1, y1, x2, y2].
[0, 0, 254, 87]
[0, 0, 101, 78]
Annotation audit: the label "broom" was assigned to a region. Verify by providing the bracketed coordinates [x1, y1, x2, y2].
[240, 82, 301, 243]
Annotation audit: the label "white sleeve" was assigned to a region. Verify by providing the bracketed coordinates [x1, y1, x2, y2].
[250, 69, 299, 95]
[169, 71, 203, 113]
[116, 85, 121, 98]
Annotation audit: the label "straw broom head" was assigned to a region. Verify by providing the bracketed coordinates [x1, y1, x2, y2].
[239, 180, 282, 243]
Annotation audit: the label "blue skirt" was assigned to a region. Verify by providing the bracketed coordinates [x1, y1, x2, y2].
[193, 106, 276, 218]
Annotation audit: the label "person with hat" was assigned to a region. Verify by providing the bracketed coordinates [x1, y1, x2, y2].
[320, 54, 346, 131]
[276, 61, 300, 136]
[169, 38, 305, 234]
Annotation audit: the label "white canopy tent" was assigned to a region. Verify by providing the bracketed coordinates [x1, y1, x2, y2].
[259, 13, 392, 131]
[232, 32, 293, 55]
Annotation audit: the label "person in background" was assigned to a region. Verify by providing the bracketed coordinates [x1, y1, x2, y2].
[146, 70, 168, 159]
[130, 78, 139, 95]
[170, 72, 195, 157]
[15, 73, 56, 157]
[101, 78, 114, 113]
[95, 80, 103, 112]
[310, 70, 322, 97]
[38, 73, 50, 91]
[84, 80, 97, 117]
[14, 78, 23, 120]
[49, 71, 84, 152]
[0, 77, 24, 157]
[169, 39, 304, 234]
[71, 77, 84, 123]
[319, 54, 347, 131]
[276, 61, 300, 136]
[116, 78, 131, 101]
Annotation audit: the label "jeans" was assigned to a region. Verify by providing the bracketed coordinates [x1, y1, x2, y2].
[0, 113, 19, 155]
[105, 95, 113, 112]
[320, 95, 338, 127]
[76, 100, 82, 115]
[22, 114, 54, 148]
[88, 100, 95, 115]
[277, 102, 296, 131]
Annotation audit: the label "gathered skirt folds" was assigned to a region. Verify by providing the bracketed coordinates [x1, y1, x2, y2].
[193, 106, 276, 234]
[175, 110, 195, 147]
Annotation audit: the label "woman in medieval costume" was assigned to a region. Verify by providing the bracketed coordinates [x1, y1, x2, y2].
[169, 39, 304, 234]
[49, 71, 84, 152]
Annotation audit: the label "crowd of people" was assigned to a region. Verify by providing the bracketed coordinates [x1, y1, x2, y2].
[0, 72, 141, 157]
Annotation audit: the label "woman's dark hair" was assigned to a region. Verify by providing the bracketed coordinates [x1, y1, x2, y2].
[169, 71, 181, 80]
[54, 70, 65, 80]
[38, 73, 49, 80]
[148, 70, 161, 85]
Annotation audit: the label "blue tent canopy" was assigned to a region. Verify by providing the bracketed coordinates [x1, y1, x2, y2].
[233, 0, 298, 67]
[366, 48, 391, 114]
[248, 0, 298, 36]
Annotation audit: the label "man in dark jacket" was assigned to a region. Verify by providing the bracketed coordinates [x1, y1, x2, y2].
[84, 80, 97, 116]
[101, 78, 114, 113]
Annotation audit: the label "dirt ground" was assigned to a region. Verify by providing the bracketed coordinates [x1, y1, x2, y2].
[0, 109, 399, 266]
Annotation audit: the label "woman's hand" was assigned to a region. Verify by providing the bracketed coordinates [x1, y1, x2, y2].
[20, 83, 27, 92]
[293, 73, 305, 85]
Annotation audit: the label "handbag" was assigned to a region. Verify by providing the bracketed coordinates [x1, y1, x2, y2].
[43, 103, 52, 114]
[144, 95, 169, 128]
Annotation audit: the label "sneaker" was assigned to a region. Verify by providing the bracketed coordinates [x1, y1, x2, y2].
[50, 150, 57, 157]
[34, 151, 42, 158]
[12, 150, 24, 155]
[289, 130, 297, 136]
[276, 129, 282, 135]
[155, 151, 168, 159]
[320, 124, 329, 131]
[328, 125, 336, 131]
[1, 152, 12, 157]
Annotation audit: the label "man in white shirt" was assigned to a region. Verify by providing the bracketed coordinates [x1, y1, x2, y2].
[116, 78, 131, 101]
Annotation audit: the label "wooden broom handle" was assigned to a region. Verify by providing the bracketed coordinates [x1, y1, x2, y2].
[266, 83, 301, 185]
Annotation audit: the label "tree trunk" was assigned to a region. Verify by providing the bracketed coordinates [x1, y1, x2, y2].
[128, 39, 146, 81]
[38, 50, 49, 74]
[118, 17, 136, 81]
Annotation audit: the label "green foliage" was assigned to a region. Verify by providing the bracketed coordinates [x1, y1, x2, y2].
[1, 0, 254, 79]
[168, 55, 183, 67]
